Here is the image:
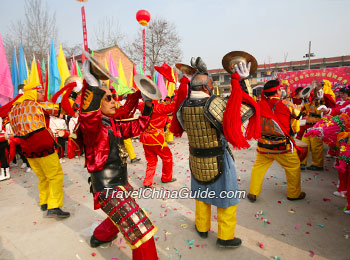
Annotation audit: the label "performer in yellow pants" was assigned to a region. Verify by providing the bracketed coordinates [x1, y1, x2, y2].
[123, 138, 141, 163]
[27, 152, 64, 209]
[301, 135, 324, 168]
[195, 200, 237, 240]
[249, 148, 301, 199]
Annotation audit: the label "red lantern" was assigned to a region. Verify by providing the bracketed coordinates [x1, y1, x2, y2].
[136, 10, 151, 26]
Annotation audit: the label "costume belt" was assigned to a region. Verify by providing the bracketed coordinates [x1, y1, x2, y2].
[189, 146, 224, 158]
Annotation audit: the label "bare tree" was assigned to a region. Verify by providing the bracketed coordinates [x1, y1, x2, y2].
[63, 43, 82, 58]
[126, 17, 182, 75]
[94, 17, 125, 49]
[4, 0, 58, 62]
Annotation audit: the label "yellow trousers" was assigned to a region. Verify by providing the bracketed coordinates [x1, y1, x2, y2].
[195, 200, 237, 240]
[165, 123, 173, 143]
[27, 152, 64, 209]
[123, 138, 136, 160]
[249, 149, 301, 198]
[301, 135, 324, 167]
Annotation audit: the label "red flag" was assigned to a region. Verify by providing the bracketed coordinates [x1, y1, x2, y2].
[36, 60, 43, 86]
[132, 64, 138, 90]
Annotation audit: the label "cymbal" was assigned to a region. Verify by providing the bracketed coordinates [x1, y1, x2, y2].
[175, 63, 197, 75]
[134, 74, 162, 100]
[83, 50, 119, 85]
[222, 51, 258, 75]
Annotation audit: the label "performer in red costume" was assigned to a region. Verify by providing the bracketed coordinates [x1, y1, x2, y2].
[138, 81, 177, 188]
[78, 54, 158, 260]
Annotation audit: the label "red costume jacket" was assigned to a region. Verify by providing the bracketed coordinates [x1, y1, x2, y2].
[139, 100, 176, 146]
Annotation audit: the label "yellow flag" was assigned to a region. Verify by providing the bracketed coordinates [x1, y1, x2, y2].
[105, 58, 109, 88]
[129, 72, 133, 89]
[118, 59, 128, 87]
[29, 56, 41, 86]
[167, 68, 176, 97]
[57, 44, 71, 89]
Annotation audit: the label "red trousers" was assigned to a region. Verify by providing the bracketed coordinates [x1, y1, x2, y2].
[143, 145, 173, 186]
[337, 166, 350, 209]
[94, 217, 158, 260]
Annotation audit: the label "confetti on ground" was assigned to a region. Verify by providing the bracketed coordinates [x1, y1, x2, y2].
[295, 225, 301, 229]
[273, 256, 282, 260]
[174, 247, 183, 260]
[322, 198, 331, 202]
[91, 252, 96, 257]
[185, 239, 195, 249]
[309, 250, 315, 258]
[259, 242, 264, 248]
[75, 254, 81, 260]
[181, 224, 188, 229]
[317, 224, 324, 228]
[307, 222, 312, 226]
[288, 209, 295, 214]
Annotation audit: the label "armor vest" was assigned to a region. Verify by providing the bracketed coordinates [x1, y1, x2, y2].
[181, 98, 224, 185]
[90, 117, 129, 193]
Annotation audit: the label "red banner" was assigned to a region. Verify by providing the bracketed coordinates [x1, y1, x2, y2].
[81, 6, 89, 62]
[276, 66, 350, 91]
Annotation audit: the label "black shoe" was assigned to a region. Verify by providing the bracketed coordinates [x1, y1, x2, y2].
[143, 185, 153, 189]
[306, 165, 323, 171]
[40, 204, 47, 211]
[130, 157, 141, 163]
[46, 208, 70, 218]
[247, 193, 256, 203]
[287, 191, 306, 201]
[90, 235, 117, 248]
[161, 178, 177, 183]
[195, 225, 208, 238]
[300, 164, 306, 170]
[216, 238, 242, 248]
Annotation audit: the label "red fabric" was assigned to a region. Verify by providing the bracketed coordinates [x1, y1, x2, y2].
[139, 99, 177, 145]
[323, 93, 336, 108]
[52, 82, 77, 117]
[347, 166, 350, 210]
[93, 217, 119, 241]
[8, 138, 16, 163]
[291, 97, 303, 105]
[143, 145, 173, 186]
[170, 77, 189, 137]
[79, 109, 150, 172]
[154, 62, 175, 83]
[67, 138, 80, 159]
[114, 91, 141, 120]
[132, 64, 138, 90]
[264, 85, 281, 92]
[223, 73, 250, 149]
[0, 94, 23, 118]
[132, 237, 158, 260]
[37, 60, 43, 86]
[0, 133, 6, 142]
[330, 100, 350, 116]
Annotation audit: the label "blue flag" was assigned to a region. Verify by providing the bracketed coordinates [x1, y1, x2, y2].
[49, 39, 61, 97]
[18, 44, 27, 85]
[11, 48, 19, 97]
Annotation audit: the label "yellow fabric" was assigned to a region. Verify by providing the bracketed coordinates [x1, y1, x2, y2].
[249, 148, 301, 198]
[291, 118, 300, 133]
[301, 135, 324, 167]
[27, 152, 64, 209]
[195, 200, 237, 240]
[123, 138, 136, 160]
[118, 59, 128, 86]
[165, 123, 173, 142]
[167, 68, 176, 97]
[57, 44, 71, 89]
[29, 56, 41, 86]
[322, 80, 335, 100]
[14, 82, 38, 104]
[104, 58, 109, 88]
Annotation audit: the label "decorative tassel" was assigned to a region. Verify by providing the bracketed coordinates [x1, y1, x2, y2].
[52, 82, 77, 117]
[114, 91, 141, 119]
[223, 73, 250, 149]
[170, 77, 189, 137]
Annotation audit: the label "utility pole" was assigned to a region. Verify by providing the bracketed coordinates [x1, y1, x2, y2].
[308, 41, 311, 70]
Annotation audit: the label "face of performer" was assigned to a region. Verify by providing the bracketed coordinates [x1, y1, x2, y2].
[276, 88, 282, 98]
[192, 74, 214, 95]
[101, 88, 116, 117]
[37, 89, 45, 101]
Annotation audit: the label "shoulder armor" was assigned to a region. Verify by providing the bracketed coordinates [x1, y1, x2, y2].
[204, 95, 226, 132]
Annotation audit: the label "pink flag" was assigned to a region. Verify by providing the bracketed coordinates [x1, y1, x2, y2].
[70, 59, 75, 75]
[158, 73, 168, 100]
[109, 53, 119, 78]
[0, 34, 14, 105]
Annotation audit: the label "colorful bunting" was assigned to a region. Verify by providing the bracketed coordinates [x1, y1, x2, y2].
[0, 34, 14, 105]
[57, 44, 70, 88]
[11, 48, 19, 98]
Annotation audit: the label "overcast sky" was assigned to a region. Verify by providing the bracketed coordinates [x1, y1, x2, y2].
[0, 0, 349, 69]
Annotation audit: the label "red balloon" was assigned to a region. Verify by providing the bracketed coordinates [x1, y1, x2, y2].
[136, 10, 151, 26]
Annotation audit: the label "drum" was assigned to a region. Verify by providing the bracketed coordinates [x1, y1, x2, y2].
[294, 139, 308, 161]
[57, 130, 70, 138]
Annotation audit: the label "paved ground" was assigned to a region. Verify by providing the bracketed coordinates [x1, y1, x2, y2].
[1, 134, 349, 260]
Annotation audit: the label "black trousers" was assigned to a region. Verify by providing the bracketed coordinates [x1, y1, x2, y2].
[0, 141, 9, 169]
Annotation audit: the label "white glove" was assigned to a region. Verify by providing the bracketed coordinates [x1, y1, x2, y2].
[340, 104, 350, 113]
[234, 62, 251, 79]
[317, 105, 330, 114]
[316, 89, 324, 99]
[73, 80, 83, 93]
[82, 60, 99, 87]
